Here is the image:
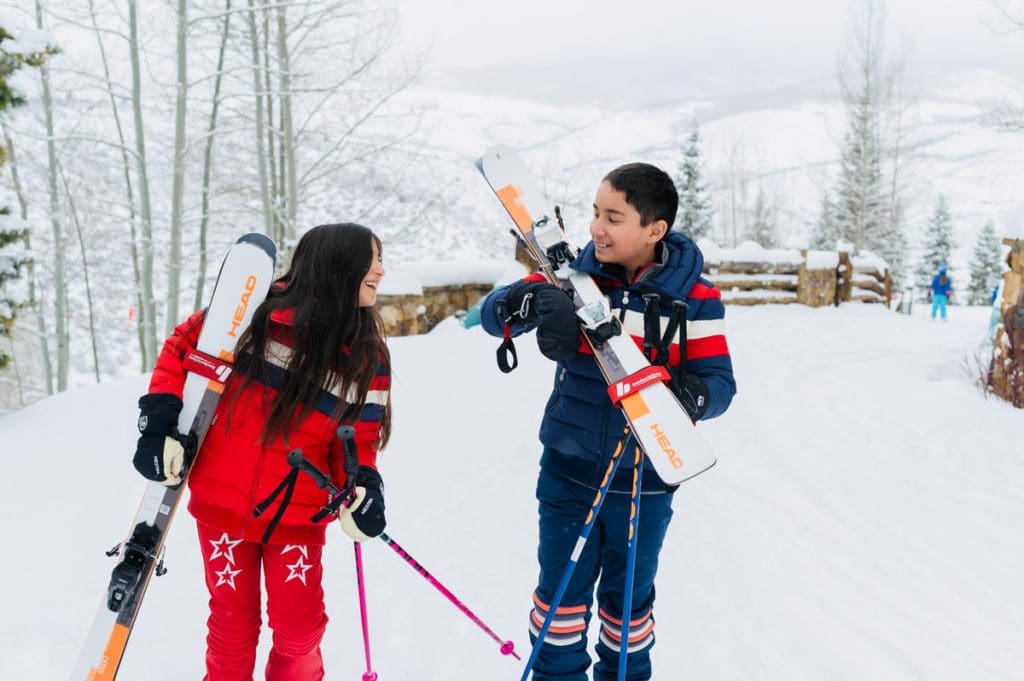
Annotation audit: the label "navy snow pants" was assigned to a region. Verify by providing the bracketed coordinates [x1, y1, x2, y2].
[529, 469, 675, 681]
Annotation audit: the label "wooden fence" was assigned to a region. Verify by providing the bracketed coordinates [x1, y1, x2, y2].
[377, 246, 892, 335]
[703, 245, 891, 307]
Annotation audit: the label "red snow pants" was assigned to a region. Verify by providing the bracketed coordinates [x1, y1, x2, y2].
[197, 521, 328, 681]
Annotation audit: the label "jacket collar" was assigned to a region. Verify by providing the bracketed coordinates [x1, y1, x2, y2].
[570, 231, 704, 298]
[269, 307, 295, 326]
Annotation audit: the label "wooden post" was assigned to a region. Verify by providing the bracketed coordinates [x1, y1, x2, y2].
[990, 238, 1024, 408]
[836, 252, 853, 305]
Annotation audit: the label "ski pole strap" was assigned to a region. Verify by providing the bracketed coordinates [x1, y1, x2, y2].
[642, 293, 661, 363]
[607, 365, 671, 406]
[182, 348, 234, 386]
[668, 300, 688, 376]
[495, 298, 519, 374]
[253, 466, 300, 544]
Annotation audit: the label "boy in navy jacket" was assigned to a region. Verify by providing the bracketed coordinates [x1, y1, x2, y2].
[481, 163, 736, 680]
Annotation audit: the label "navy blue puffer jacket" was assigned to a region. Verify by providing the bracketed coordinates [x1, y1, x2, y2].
[482, 232, 736, 493]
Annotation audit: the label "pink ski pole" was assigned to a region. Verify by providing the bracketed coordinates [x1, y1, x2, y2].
[377, 532, 519, 660]
[288, 430, 518, 662]
[353, 542, 378, 681]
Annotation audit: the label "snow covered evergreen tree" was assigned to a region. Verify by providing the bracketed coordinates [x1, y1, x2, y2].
[835, 57, 892, 253]
[878, 195, 908, 287]
[967, 220, 1004, 305]
[832, 0, 909, 284]
[0, 25, 52, 371]
[676, 125, 714, 238]
[809, 192, 840, 250]
[915, 194, 955, 290]
[0, 209, 29, 370]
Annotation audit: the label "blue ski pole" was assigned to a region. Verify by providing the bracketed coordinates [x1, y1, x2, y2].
[617, 443, 644, 681]
[520, 428, 632, 681]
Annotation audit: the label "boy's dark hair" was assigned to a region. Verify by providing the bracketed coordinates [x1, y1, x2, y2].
[603, 163, 678, 229]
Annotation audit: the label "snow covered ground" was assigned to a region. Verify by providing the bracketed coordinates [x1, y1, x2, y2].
[1, 303, 1021, 680]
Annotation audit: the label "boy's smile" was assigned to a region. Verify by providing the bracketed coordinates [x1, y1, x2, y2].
[590, 181, 667, 281]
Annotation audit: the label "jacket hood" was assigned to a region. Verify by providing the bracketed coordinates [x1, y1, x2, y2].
[571, 231, 705, 297]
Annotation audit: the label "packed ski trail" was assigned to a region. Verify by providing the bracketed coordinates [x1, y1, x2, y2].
[1, 304, 1020, 680]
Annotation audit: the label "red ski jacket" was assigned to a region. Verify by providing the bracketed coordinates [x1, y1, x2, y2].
[148, 307, 389, 545]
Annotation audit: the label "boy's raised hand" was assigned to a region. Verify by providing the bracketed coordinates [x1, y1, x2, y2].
[507, 281, 580, 362]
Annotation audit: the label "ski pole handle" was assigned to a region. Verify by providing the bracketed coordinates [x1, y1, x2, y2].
[337, 424, 359, 479]
[290, 429, 359, 523]
[642, 293, 661, 363]
[287, 449, 339, 495]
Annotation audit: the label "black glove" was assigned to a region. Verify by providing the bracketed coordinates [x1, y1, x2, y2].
[506, 281, 580, 362]
[133, 393, 197, 486]
[671, 373, 710, 421]
[339, 466, 386, 542]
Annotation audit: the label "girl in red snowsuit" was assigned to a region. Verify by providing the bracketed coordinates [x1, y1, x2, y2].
[132, 223, 391, 681]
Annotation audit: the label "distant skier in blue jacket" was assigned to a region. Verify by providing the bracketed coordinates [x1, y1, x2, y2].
[930, 264, 953, 320]
[482, 163, 736, 680]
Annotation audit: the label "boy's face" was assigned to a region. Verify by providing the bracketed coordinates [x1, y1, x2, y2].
[590, 181, 667, 276]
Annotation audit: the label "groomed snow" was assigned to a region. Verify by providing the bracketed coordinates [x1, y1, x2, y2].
[0, 303, 1020, 680]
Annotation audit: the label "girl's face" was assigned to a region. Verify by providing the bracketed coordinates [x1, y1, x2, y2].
[359, 239, 385, 307]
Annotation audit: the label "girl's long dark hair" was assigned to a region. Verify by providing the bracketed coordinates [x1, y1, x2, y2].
[228, 223, 391, 449]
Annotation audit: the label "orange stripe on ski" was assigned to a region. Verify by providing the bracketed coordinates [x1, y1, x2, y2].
[496, 184, 534, 233]
[620, 393, 650, 420]
[86, 624, 129, 681]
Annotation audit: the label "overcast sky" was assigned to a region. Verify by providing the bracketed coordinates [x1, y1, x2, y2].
[394, 0, 1024, 102]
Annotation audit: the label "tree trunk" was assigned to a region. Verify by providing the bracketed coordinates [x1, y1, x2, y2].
[276, 4, 297, 243]
[166, 0, 189, 335]
[129, 0, 158, 369]
[59, 163, 102, 382]
[87, 0, 145, 372]
[36, 0, 69, 391]
[247, 0, 273, 236]
[263, 5, 279, 243]
[195, 0, 233, 312]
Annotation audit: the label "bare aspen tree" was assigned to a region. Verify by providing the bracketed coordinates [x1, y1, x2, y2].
[86, 0, 146, 372]
[128, 0, 158, 369]
[246, 0, 273, 235]
[58, 162, 101, 382]
[166, 0, 189, 335]
[35, 0, 69, 391]
[263, 5, 279, 242]
[195, 0, 233, 311]
[990, 1, 1024, 131]
[276, 3, 297, 243]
